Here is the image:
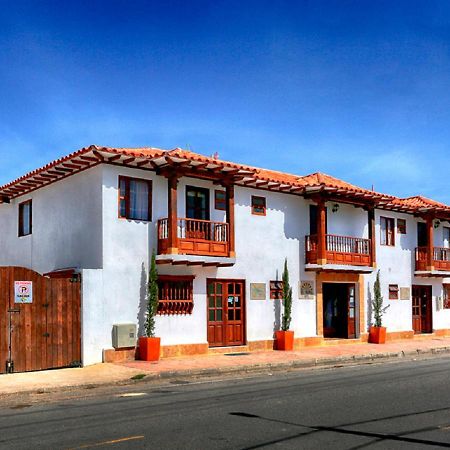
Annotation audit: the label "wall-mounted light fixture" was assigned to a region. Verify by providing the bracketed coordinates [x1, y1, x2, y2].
[332, 203, 339, 213]
[434, 219, 441, 229]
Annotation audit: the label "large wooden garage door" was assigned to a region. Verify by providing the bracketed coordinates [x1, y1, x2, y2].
[0, 267, 81, 374]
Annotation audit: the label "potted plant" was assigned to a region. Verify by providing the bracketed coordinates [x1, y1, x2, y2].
[369, 271, 390, 344]
[139, 251, 161, 361]
[275, 259, 294, 350]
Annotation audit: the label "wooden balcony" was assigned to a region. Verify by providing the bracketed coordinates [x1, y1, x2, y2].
[158, 218, 230, 257]
[306, 234, 373, 267]
[416, 247, 450, 273]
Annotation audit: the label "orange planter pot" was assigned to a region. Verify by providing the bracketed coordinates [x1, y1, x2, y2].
[368, 326, 386, 344]
[139, 336, 161, 361]
[275, 330, 294, 351]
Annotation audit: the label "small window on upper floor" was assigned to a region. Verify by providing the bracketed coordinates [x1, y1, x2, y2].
[18, 200, 32, 237]
[380, 217, 395, 246]
[397, 219, 407, 234]
[118, 176, 152, 221]
[214, 190, 226, 211]
[389, 284, 399, 300]
[251, 196, 266, 216]
[444, 227, 450, 249]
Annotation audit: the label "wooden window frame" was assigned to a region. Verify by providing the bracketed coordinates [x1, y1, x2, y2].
[214, 190, 226, 211]
[380, 216, 395, 246]
[157, 275, 195, 315]
[270, 280, 284, 300]
[397, 218, 407, 235]
[389, 284, 399, 300]
[18, 200, 32, 237]
[251, 195, 266, 216]
[444, 226, 450, 249]
[186, 185, 210, 220]
[444, 284, 450, 309]
[118, 176, 152, 221]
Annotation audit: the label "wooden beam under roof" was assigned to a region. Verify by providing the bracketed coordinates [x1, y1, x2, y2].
[92, 150, 105, 161]
[78, 155, 99, 162]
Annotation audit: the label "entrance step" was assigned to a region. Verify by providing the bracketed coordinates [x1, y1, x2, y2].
[208, 345, 250, 355]
[413, 333, 444, 341]
[322, 338, 365, 346]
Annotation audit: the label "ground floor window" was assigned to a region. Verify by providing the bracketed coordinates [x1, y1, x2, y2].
[444, 284, 450, 309]
[157, 275, 194, 315]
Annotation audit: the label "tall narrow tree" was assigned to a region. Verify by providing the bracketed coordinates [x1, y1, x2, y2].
[281, 258, 293, 331]
[372, 270, 388, 327]
[145, 250, 159, 337]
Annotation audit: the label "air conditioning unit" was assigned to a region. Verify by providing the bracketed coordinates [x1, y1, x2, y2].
[112, 323, 137, 349]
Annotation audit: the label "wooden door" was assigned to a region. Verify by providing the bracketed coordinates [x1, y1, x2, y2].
[207, 280, 245, 347]
[0, 267, 81, 374]
[347, 284, 356, 339]
[412, 285, 432, 334]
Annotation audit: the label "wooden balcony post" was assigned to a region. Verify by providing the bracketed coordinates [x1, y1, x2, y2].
[167, 174, 179, 254]
[367, 206, 377, 267]
[317, 199, 327, 265]
[426, 215, 434, 271]
[226, 183, 235, 257]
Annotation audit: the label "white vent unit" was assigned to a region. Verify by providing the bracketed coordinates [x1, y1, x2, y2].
[112, 323, 137, 349]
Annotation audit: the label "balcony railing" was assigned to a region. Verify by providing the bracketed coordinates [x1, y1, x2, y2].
[305, 234, 372, 266]
[158, 218, 230, 257]
[415, 246, 450, 271]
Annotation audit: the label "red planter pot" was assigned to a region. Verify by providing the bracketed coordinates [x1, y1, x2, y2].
[139, 336, 161, 361]
[275, 330, 294, 351]
[368, 326, 387, 344]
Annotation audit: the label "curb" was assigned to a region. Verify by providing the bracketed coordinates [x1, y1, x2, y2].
[130, 345, 450, 383]
[2, 346, 450, 398]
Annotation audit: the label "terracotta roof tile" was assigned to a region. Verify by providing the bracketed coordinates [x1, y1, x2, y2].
[0, 145, 448, 218]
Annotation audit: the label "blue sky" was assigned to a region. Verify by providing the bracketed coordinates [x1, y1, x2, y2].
[1, 1, 449, 203]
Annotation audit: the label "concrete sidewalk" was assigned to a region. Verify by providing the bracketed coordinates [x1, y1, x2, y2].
[2, 336, 450, 396]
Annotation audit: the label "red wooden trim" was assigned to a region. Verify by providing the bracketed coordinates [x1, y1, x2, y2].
[167, 175, 179, 252]
[368, 207, 376, 266]
[426, 216, 434, 270]
[251, 195, 266, 216]
[157, 275, 194, 315]
[44, 268, 78, 279]
[214, 189, 226, 211]
[117, 175, 152, 221]
[317, 200, 327, 262]
[158, 275, 195, 282]
[226, 184, 235, 255]
[380, 216, 395, 246]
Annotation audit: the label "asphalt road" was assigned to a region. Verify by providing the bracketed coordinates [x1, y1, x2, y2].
[2, 357, 450, 449]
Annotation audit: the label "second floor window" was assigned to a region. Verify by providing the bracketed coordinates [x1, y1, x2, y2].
[380, 217, 395, 246]
[119, 176, 152, 221]
[251, 196, 266, 216]
[444, 227, 450, 249]
[186, 186, 210, 220]
[397, 219, 407, 234]
[18, 200, 32, 236]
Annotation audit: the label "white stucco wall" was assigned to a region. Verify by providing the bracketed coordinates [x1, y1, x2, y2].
[2, 162, 450, 366]
[92, 168, 319, 361]
[0, 166, 103, 273]
[365, 210, 450, 333]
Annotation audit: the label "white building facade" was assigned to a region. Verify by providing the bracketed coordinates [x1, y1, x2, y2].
[1, 145, 449, 366]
